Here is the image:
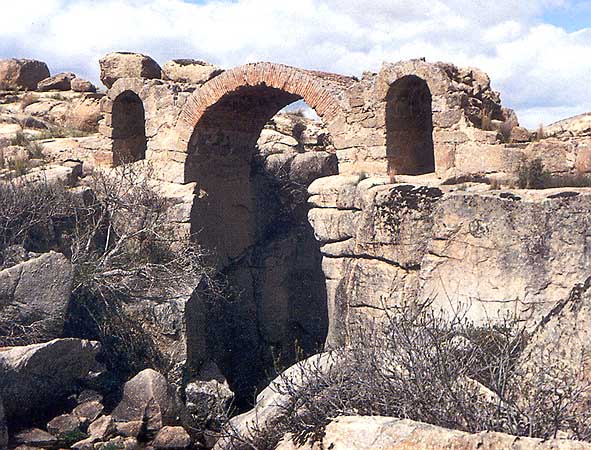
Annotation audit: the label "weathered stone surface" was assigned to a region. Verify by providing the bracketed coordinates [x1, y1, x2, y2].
[102, 436, 139, 450]
[47, 413, 81, 437]
[0, 59, 50, 91]
[12, 428, 58, 448]
[524, 138, 575, 173]
[0, 251, 73, 344]
[71, 436, 96, 450]
[308, 173, 591, 341]
[546, 112, 591, 137]
[152, 426, 191, 449]
[184, 364, 234, 430]
[71, 78, 96, 93]
[64, 96, 102, 132]
[162, 59, 222, 84]
[73, 400, 104, 424]
[115, 421, 143, 438]
[0, 338, 100, 421]
[276, 416, 591, 449]
[308, 209, 360, 243]
[99, 52, 161, 88]
[87, 415, 115, 441]
[420, 192, 591, 326]
[37, 72, 76, 91]
[453, 142, 524, 176]
[510, 126, 531, 143]
[214, 352, 338, 450]
[517, 277, 591, 386]
[112, 369, 177, 436]
[290, 152, 338, 186]
[576, 139, 591, 173]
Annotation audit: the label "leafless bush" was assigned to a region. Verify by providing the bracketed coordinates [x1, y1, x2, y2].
[516, 159, 591, 189]
[0, 177, 77, 264]
[70, 164, 213, 302]
[227, 300, 591, 449]
[534, 123, 546, 141]
[64, 163, 222, 375]
[0, 164, 222, 376]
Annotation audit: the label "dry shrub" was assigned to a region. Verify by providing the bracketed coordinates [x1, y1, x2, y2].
[534, 123, 546, 141]
[0, 177, 76, 263]
[10, 130, 29, 147]
[65, 164, 220, 376]
[227, 300, 591, 449]
[517, 159, 591, 189]
[499, 121, 513, 143]
[0, 165, 220, 376]
[481, 108, 493, 131]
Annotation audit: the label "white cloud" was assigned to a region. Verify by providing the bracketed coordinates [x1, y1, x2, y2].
[0, 0, 589, 127]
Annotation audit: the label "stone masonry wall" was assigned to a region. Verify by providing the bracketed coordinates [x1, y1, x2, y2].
[97, 59, 525, 186]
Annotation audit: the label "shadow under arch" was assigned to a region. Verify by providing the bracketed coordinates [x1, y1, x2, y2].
[111, 90, 147, 166]
[181, 64, 348, 407]
[386, 75, 435, 176]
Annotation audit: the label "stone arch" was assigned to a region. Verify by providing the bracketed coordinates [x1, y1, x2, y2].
[178, 62, 350, 260]
[175, 62, 350, 151]
[386, 75, 435, 175]
[110, 89, 147, 166]
[177, 63, 349, 407]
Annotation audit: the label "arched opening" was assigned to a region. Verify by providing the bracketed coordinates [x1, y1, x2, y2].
[111, 90, 147, 166]
[386, 75, 435, 176]
[185, 86, 334, 408]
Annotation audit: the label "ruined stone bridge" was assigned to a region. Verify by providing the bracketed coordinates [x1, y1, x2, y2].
[96, 55, 516, 403]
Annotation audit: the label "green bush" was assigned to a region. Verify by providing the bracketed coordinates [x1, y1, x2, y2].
[517, 158, 549, 189]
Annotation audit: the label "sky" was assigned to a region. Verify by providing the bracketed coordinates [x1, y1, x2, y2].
[0, 0, 590, 128]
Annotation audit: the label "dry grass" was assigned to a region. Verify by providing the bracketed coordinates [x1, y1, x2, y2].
[481, 108, 493, 131]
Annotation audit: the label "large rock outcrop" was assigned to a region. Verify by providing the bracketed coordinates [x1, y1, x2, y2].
[112, 369, 177, 437]
[0, 251, 74, 345]
[0, 59, 50, 91]
[162, 59, 223, 84]
[276, 416, 591, 450]
[0, 338, 100, 421]
[99, 52, 162, 88]
[37, 72, 76, 91]
[308, 175, 591, 345]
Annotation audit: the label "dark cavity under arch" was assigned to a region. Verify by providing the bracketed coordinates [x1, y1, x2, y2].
[185, 85, 331, 408]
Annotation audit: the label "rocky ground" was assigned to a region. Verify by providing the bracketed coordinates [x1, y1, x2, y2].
[2, 55, 591, 450]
